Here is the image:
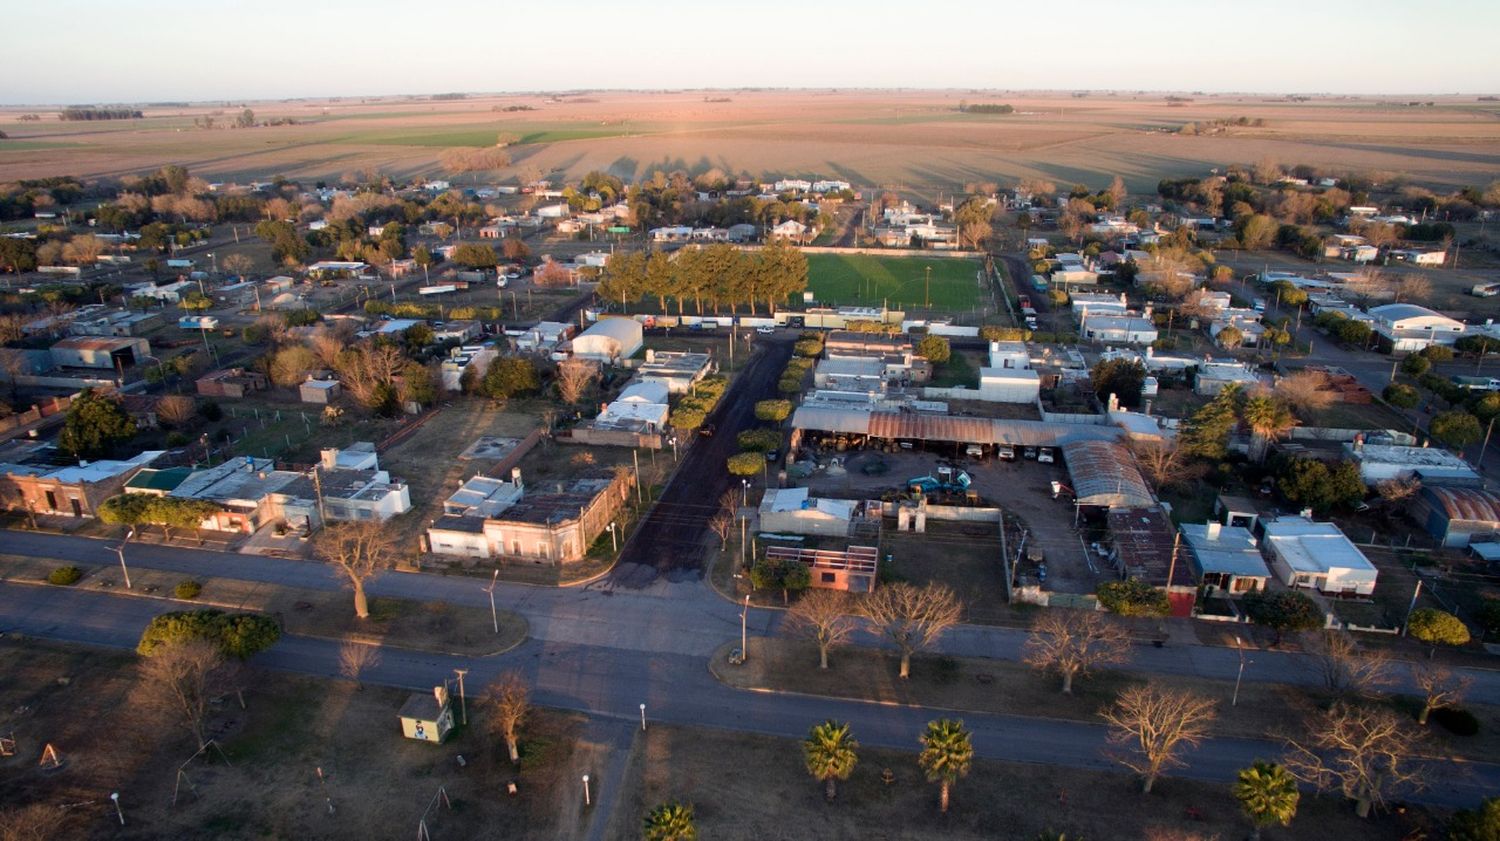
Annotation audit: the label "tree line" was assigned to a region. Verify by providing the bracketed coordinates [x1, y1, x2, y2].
[597, 240, 808, 316]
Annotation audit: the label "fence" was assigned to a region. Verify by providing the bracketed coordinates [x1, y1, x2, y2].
[484, 427, 544, 477]
[555, 427, 663, 450]
[0, 393, 78, 440]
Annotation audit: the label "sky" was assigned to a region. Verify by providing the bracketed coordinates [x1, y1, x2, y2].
[6, 0, 1498, 103]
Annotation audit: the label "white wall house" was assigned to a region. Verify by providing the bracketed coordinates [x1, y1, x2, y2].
[1368, 303, 1465, 352]
[1261, 517, 1378, 596]
[1080, 314, 1158, 345]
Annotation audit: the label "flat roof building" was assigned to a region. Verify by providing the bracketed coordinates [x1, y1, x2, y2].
[1261, 516, 1377, 596]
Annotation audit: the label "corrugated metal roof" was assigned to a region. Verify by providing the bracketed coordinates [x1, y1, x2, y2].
[1062, 440, 1154, 509]
[791, 406, 1121, 447]
[1426, 486, 1500, 524]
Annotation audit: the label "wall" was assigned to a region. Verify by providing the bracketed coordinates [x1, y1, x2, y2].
[557, 427, 663, 450]
[923, 505, 1003, 522]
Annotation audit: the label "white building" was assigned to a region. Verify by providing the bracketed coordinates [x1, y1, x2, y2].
[1342, 442, 1481, 484]
[1367, 303, 1465, 352]
[1194, 361, 1264, 396]
[596, 380, 670, 430]
[1261, 517, 1378, 596]
[759, 487, 857, 537]
[571, 318, 643, 364]
[977, 341, 1041, 403]
[1080, 314, 1158, 345]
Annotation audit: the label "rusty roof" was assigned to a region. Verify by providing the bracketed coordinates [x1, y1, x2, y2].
[1425, 486, 1500, 524]
[1107, 507, 1192, 587]
[1062, 440, 1154, 509]
[52, 336, 140, 352]
[792, 406, 1120, 447]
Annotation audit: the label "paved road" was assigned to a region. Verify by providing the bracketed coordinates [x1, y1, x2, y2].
[607, 333, 794, 588]
[4, 579, 1496, 810]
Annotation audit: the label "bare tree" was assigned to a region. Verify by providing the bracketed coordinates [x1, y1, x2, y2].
[338, 641, 382, 690]
[156, 394, 195, 427]
[707, 489, 737, 551]
[1284, 702, 1424, 817]
[555, 357, 599, 405]
[312, 521, 398, 619]
[484, 671, 530, 764]
[1302, 631, 1389, 696]
[1374, 477, 1422, 505]
[1023, 610, 1130, 694]
[1410, 662, 1470, 725]
[786, 589, 861, 670]
[1393, 275, 1432, 304]
[1124, 438, 1203, 490]
[1273, 371, 1335, 419]
[139, 638, 238, 750]
[1101, 684, 1217, 793]
[862, 583, 962, 679]
[220, 253, 254, 278]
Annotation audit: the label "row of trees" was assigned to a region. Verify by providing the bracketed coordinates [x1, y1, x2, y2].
[598, 240, 808, 316]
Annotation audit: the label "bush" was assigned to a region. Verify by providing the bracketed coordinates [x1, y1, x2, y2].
[48, 565, 83, 586]
[736, 428, 782, 452]
[198, 401, 223, 422]
[754, 399, 792, 423]
[793, 338, 823, 358]
[1420, 345, 1455, 363]
[916, 334, 951, 364]
[138, 609, 281, 659]
[1096, 578, 1169, 617]
[174, 579, 203, 600]
[726, 451, 764, 476]
[979, 325, 1032, 342]
[1383, 383, 1420, 409]
[1430, 706, 1480, 737]
[1400, 355, 1431, 377]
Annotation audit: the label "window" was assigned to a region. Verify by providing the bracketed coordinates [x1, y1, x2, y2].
[536, 541, 549, 559]
[821, 572, 836, 584]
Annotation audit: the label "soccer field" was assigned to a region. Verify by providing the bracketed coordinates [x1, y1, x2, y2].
[804, 253, 982, 312]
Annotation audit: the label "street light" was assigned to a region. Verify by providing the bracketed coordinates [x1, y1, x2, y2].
[639, 702, 647, 731]
[607, 521, 618, 552]
[740, 594, 750, 662]
[1232, 635, 1249, 707]
[110, 792, 124, 825]
[741, 478, 749, 507]
[485, 569, 499, 635]
[582, 774, 591, 806]
[114, 527, 135, 589]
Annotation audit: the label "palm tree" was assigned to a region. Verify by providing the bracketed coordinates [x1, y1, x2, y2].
[1233, 761, 1299, 840]
[918, 718, 973, 814]
[1242, 394, 1296, 463]
[803, 720, 859, 801]
[642, 801, 696, 841]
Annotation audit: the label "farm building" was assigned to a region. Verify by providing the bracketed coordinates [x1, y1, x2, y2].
[49, 336, 150, 370]
[1416, 486, 1500, 548]
[572, 318, 643, 364]
[1181, 522, 1270, 596]
[1260, 517, 1377, 596]
[299, 378, 341, 404]
[196, 368, 268, 399]
[759, 487, 858, 538]
[1343, 442, 1480, 485]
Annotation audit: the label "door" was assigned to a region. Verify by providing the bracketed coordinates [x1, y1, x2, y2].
[69, 497, 82, 517]
[45, 490, 58, 511]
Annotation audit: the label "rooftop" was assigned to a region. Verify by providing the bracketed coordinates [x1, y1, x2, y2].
[1423, 486, 1500, 524]
[1180, 523, 1271, 578]
[1261, 517, 1375, 575]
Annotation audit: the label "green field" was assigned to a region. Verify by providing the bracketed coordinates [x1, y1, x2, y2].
[805, 253, 981, 311]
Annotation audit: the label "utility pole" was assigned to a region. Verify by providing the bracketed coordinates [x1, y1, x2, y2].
[1232, 636, 1247, 707]
[453, 668, 469, 725]
[740, 594, 750, 661]
[485, 569, 499, 634]
[114, 528, 135, 589]
[924, 266, 932, 309]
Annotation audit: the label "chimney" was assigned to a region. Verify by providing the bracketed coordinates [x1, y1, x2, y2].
[511, 467, 522, 490]
[320, 448, 338, 470]
[1107, 393, 1119, 412]
[1206, 521, 1222, 541]
[645, 348, 655, 363]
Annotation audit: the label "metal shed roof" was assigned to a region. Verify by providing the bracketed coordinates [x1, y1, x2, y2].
[1062, 440, 1154, 509]
[791, 406, 1121, 447]
[1425, 486, 1500, 524]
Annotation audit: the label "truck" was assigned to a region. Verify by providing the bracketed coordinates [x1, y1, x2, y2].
[166, 258, 195, 269]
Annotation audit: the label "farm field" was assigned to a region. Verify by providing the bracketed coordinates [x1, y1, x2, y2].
[3, 91, 1498, 195]
[806, 253, 982, 311]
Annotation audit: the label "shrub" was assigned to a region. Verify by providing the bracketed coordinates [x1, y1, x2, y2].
[727, 452, 764, 476]
[48, 565, 83, 586]
[1096, 578, 1170, 617]
[793, 338, 823, 358]
[1382, 383, 1420, 409]
[737, 428, 782, 452]
[138, 609, 281, 659]
[174, 579, 203, 600]
[754, 399, 792, 423]
[1430, 706, 1480, 737]
[1400, 354, 1431, 377]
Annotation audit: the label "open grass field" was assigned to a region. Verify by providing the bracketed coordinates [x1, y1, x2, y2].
[3, 91, 1498, 194]
[806, 253, 982, 310]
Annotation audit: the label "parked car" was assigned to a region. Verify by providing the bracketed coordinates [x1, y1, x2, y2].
[996, 445, 1016, 461]
[1022, 446, 1038, 460]
[1037, 447, 1055, 464]
[698, 423, 716, 437]
[756, 326, 775, 334]
[965, 444, 984, 459]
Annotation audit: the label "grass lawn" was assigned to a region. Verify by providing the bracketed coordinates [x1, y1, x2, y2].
[605, 716, 1437, 841]
[805, 253, 981, 312]
[928, 349, 980, 388]
[0, 640, 594, 840]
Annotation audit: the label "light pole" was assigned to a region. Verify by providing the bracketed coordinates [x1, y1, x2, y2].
[582, 774, 591, 806]
[639, 702, 647, 731]
[741, 478, 749, 507]
[607, 521, 618, 552]
[740, 594, 750, 661]
[114, 527, 135, 589]
[1232, 635, 1248, 707]
[453, 668, 468, 725]
[485, 569, 499, 635]
[110, 792, 124, 825]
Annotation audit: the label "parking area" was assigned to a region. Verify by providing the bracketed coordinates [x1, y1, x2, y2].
[791, 446, 1103, 596]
